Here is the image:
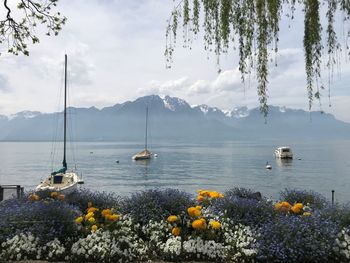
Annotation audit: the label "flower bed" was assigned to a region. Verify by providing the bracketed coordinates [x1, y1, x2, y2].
[1, 188, 350, 262]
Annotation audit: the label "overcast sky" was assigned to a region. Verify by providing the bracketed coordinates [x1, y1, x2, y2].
[0, 0, 350, 122]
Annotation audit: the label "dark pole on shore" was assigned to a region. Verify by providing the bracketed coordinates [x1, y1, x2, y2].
[331, 190, 335, 205]
[62, 54, 67, 171]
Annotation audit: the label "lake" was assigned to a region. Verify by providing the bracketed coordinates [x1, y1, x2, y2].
[0, 140, 349, 203]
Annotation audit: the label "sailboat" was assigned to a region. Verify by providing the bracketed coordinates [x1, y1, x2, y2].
[132, 106, 152, 160]
[36, 54, 83, 194]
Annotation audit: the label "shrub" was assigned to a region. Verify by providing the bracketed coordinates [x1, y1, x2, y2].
[70, 215, 148, 262]
[280, 189, 328, 209]
[211, 188, 274, 227]
[0, 196, 81, 245]
[120, 188, 194, 225]
[333, 227, 350, 261]
[257, 214, 339, 263]
[64, 188, 121, 211]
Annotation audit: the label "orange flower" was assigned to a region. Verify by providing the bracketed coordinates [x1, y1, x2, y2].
[195, 205, 202, 210]
[197, 195, 204, 202]
[192, 218, 207, 230]
[107, 214, 120, 221]
[50, 192, 58, 198]
[209, 191, 220, 198]
[171, 227, 181, 236]
[91, 225, 98, 232]
[167, 215, 178, 223]
[101, 209, 112, 217]
[29, 194, 40, 201]
[198, 190, 210, 197]
[291, 203, 304, 214]
[187, 207, 201, 217]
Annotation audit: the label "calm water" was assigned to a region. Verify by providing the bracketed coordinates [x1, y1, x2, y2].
[0, 140, 349, 202]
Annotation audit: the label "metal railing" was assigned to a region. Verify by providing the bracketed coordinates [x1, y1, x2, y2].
[0, 185, 24, 202]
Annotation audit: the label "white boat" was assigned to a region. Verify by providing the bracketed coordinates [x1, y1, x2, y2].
[36, 55, 83, 194]
[133, 106, 152, 161]
[274, 146, 293, 159]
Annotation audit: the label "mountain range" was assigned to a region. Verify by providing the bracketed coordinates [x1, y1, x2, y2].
[1, 95, 349, 141]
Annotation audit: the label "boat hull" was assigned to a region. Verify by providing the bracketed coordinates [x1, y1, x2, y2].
[36, 172, 80, 194]
[132, 149, 151, 160]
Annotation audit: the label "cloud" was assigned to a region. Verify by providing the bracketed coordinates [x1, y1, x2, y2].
[0, 74, 9, 92]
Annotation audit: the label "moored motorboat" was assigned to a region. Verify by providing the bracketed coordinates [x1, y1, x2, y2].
[274, 146, 293, 159]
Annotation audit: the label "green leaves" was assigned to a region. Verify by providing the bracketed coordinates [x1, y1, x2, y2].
[1, 0, 66, 57]
[165, 0, 348, 117]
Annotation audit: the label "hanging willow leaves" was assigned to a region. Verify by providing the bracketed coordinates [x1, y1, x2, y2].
[165, 0, 350, 117]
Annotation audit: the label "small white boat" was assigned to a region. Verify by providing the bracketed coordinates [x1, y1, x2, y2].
[36, 55, 83, 194]
[274, 146, 293, 159]
[266, 162, 272, 169]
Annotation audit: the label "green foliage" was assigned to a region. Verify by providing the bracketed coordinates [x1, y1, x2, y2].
[165, 0, 350, 117]
[0, 0, 66, 56]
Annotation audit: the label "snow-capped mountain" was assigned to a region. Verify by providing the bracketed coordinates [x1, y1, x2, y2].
[8, 111, 42, 120]
[0, 95, 349, 141]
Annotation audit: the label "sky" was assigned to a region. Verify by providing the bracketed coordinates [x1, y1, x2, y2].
[0, 0, 350, 123]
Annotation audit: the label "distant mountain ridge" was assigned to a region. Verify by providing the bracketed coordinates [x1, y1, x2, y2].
[0, 95, 349, 141]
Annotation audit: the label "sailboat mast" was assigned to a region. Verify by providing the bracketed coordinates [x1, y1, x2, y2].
[62, 54, 67, 170]
[145, 106, 148, 150]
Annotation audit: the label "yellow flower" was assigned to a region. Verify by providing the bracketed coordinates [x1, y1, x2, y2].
[274, 202, 283, 210]
[107, 214, 120, 221]
[171, 227, 181, 236]
[50, 192, 58, 198]
[187, 207, 201, 217]
[167, 215, 178, 223]
[303, 212, 311, 216]
[197, 195, 204, 202]
[199, 190, 210, 197]
[87, 207, 99, 213]
[101, 209, 112, 217]
[209, 191, 220, 198]
[88, 202, 93, 208]
[91, 225, 98, 232]
[275, 201, 291, 212]
[75, 216, 83, 224]
[210, 220, 221, 230]
[291, 203, 304, 214]
[29, 194, 40, 201]
[192, 219, 206, 230]
[85, 212, 94, 220]
[58, 194, 65, 201]
[195, 206, 202, 210]
[88, 217, 95, 224]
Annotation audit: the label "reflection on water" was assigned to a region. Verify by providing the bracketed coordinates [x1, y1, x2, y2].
[276, 158, 293, 167]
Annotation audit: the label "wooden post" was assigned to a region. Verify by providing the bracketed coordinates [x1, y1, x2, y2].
[331, 190, 335, 205]
[16, 185, 21, 199]
[0, 186, 3, 201]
